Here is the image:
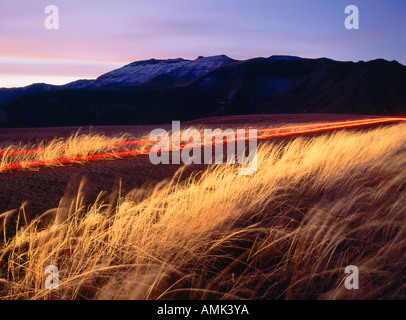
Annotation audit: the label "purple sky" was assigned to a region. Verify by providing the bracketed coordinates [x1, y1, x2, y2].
[0, 0, 405, 88]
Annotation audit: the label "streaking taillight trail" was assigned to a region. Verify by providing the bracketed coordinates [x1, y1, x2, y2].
[1, 117, 405, 173]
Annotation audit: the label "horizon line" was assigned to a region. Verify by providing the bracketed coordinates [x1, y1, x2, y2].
[1, 54, 404, 90]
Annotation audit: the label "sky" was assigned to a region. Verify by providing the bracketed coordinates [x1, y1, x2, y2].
[0, 0, 405, 88]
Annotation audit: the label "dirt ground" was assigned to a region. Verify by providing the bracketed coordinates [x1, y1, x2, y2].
[0, 113, 382, 220]
[0, 113, 379, 146]
[0, 153, 208, 219]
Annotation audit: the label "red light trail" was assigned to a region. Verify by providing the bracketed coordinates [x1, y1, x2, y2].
[0, 117, 398, 157]
[1, 117, 405, 173]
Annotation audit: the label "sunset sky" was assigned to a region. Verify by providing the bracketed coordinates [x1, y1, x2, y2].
[0, 0, 405, 88]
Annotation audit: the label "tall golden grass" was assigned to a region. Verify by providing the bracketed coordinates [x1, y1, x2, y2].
[0, 131, 135, 172]
[0, 124, 405, 299]
[0, 122, 314, 172]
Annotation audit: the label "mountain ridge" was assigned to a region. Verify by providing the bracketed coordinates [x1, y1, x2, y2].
[1, 55, 405, 127]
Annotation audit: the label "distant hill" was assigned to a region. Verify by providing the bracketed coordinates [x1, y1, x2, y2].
[1, 55, 405, 127]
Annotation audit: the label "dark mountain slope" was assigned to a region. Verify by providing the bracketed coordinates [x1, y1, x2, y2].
[1, 56, 405, 127]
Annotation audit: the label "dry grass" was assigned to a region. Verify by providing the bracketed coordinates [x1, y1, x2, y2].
[0, 124, 405, 300]
[0, 121, 332, 172]
[0, 131, 136, 172]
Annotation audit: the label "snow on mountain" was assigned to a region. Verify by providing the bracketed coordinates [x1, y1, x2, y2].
[168, 55, 235, 81]
[0, 55, 236, 105]
[90, 55, 235, 87]
[62, 79, 96, 89]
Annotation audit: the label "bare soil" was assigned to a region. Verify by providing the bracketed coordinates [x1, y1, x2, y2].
[0, 114, 382, 220]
